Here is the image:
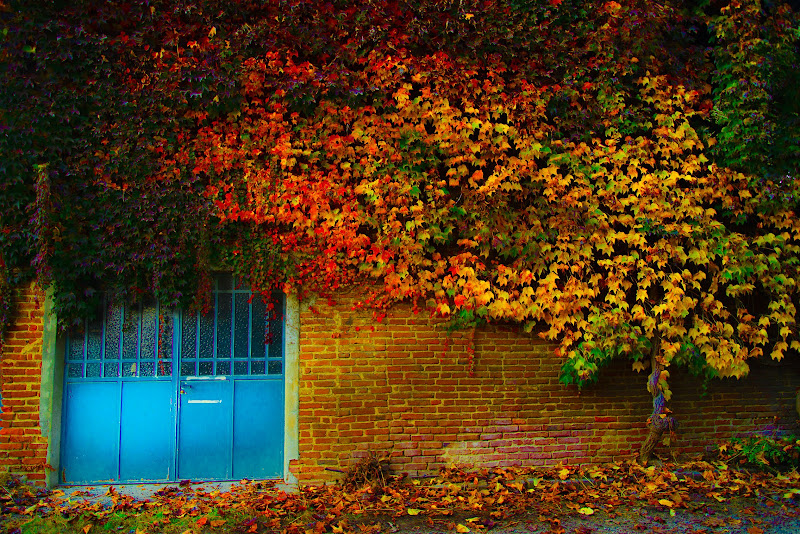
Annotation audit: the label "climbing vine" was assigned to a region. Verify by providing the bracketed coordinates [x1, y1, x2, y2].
[1, 0, 799, 459]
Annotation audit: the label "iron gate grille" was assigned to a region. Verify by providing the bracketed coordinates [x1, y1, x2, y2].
[179, 275, 284, 377]
[65, 300, 173, 379]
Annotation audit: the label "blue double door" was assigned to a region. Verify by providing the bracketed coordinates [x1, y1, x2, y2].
[60, 282, 285, 484]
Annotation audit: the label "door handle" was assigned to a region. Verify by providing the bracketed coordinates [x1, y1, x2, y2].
[185, 376, 228, 381]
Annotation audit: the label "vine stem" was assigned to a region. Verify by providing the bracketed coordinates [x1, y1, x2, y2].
[639, 336, 675, 464]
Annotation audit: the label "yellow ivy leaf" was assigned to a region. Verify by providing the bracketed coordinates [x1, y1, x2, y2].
[578, 507, 595, 515]
[407, 509, 422, 516]
[783, 488, 800, 499]
[456, 524, 471, 533]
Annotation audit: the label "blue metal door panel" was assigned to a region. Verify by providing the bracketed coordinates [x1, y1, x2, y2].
[61, 382, 121, 483]
[233, 380, 284, 479]
[61, 282, 285, 484]
[178, 378, 232, 480]
[119, 381, 175, 481]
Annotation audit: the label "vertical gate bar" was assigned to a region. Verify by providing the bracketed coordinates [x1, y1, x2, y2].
[173, 308, 185, 480]
[228, 288, 234, 362]
[155, 301, 159, 363]
[228, 375, 235, 478]
[80, 316, 87, 376]
[117, 303, 125, 480]
[213, 280, 218, 373]
[101, 296, 107, 361]
[136, 301, 142, 367]
[117, 380, 123, 481]
[119, 302, 124, 365]
[248, 293, 253, 365]
[194, 310, 200, 360]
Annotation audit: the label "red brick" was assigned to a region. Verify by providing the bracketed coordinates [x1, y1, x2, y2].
[4, 284, 799, 486]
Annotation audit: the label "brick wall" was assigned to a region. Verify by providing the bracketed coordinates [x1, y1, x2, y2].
[296, 292, 800, 483]
[1, 283, 799, 486]
[0, 282, 49, 483]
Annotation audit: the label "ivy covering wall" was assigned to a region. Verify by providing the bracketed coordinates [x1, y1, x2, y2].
[1, 0, 799, 457]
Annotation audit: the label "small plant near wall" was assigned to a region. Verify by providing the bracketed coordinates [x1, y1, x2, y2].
[713, 434, 800, 473]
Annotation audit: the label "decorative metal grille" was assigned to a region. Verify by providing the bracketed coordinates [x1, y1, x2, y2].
[179, 275, 284, 377]
[65, 275, 284, 380]
[65, 300, 173, 379]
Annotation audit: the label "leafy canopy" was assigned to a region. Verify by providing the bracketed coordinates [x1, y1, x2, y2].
[1, 0, 799, 394]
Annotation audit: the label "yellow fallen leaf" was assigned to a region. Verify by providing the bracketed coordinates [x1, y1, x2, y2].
[558, 468, 570, 480]
[407, 508, 421, 516]
[658, 499, 674, 507]
[456, 524, 470, 533]
[578, 507, 594, 515]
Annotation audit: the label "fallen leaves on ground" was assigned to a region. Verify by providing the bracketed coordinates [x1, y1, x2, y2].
[1, 460, 799, 533]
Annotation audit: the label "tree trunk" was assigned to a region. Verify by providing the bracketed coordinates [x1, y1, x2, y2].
[639, 339, 676, 464]
[639, 407, 672, 464]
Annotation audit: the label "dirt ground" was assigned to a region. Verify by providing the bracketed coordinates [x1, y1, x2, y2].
[358, 499, 800, 534]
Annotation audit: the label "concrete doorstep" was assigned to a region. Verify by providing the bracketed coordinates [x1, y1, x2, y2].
[57, 479, 297, 506]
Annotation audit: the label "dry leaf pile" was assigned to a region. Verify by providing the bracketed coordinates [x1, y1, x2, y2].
[2, 460, 799, 534]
